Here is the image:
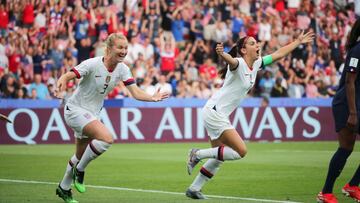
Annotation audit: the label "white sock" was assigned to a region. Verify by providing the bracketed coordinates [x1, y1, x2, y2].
[222, 146, 242, 160]
[60, 154, 79, 190]
[196, 146, 242, 161]
[190, 159, 223, 191]
[76, 139, 111, 172]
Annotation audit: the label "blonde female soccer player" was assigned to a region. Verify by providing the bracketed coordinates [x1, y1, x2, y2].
[186, 31, 314, 199]
[54, 33, 169, 203]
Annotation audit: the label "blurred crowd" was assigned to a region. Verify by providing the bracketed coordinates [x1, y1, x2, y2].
[0, 0, 359, 100]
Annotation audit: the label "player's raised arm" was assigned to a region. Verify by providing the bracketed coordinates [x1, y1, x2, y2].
[269, 30, 314, 63]
[216, 43, 239, 71]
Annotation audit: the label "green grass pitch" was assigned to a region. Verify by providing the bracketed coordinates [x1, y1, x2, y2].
[0, 142, 359, 203]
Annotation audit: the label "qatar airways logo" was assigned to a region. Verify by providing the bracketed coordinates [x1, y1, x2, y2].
[233, 107, 320, 139]
[1, 107, 325, 144]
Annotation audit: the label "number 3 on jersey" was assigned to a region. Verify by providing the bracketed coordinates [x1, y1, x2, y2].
[100, 83, 109, 94]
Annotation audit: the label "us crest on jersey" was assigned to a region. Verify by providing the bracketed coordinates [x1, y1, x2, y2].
[106, 75, 111, 83]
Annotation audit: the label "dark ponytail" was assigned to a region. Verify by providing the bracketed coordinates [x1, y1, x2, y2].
[218, 36, 248, 79]
[345, 18, 360, 52]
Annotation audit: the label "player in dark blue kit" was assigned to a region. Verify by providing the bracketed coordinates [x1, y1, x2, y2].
[317, 18, 360, 203]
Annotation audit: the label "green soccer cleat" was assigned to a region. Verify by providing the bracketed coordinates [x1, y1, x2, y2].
[72, 166, 86, 193]
[56, 185, 78, 203]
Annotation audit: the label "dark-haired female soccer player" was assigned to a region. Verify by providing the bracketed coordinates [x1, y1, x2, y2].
[185, 31, 314, 199]
[317, 18, 360, 203]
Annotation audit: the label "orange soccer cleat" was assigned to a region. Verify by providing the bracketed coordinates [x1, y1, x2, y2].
[342, 183, 360, 202]
[317, 192, 338, 203]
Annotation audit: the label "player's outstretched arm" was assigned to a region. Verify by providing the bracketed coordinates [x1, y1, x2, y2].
[270, 30, 314, 63]
[216, 43, 239, 71]
[127, 85, 170, 102]
[54, 71, 77, 99]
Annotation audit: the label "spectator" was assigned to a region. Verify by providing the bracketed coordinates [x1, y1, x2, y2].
[315, 79, 329, 98]
[7, 41, 21, 75]
[270, 77, 288, 97]
[199, 58, 217, 81]
[16, 77, 28, 99]
[62, 49, 77, 74]
[155, 74, 172, 94]
[171, 4, 186, 46]
[305, 77, 320, 98]
[126, 34, 145, 64]
[50, 40, 65, 71]
[185, 58, 199, 82]
[74, 10, 89, 41]
[169, 70, 181, 96]
[213, 21, 230, 43]
[32, 45, 48, 75]
[0, 73, 17, 98]
[141, 76, 156, 96]
[219, 0, 233, 22]
[355, 0, 360, 18]
[259, 69, 275, 98]
[176, 79, 187, 98]
[30, 88, 37, 100]
[231, 9, 245, 41]
[160, 33, 176, 75]
[190, 12, 204, 41]
[329, 34, 343, 69]
[260, 96, 270, 107]
[0, 3, 9, 38]
[76, 37, 92, 63]
[28, 74, 50, 99]
[143, 36, 155, 61]
[22, 0, 35, 28]
[0, 39, 9, 74]
[196, 81, 211, 99]
[160, 0, 175, 35]
[258, 18, 272, 49]
[34, 4, 46, 30]
[287, 71, 305, 98]
[191, 39, 209, 65]
[145, 1, 161, 41]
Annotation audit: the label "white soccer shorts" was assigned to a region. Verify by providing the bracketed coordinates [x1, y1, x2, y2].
[64, 103, 99, 139]
[202, 106, 234, 140]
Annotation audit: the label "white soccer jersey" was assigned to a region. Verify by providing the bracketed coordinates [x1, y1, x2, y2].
[205, 57, 263, 117]
[67, 56, 135, 114]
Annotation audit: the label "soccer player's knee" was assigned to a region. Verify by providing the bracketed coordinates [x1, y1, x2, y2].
[239, 149, 247, 158]
[102, 135, 114, 145]
[236, 147, 247, 158]
[341, 141, 355, 151]
[106, 138, 114, 145]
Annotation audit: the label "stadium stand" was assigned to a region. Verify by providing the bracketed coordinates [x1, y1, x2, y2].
[0, 0, 359, 100]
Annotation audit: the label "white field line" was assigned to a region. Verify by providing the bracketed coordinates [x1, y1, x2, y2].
[0, 178, 302, 203]
[271, 149, 360, 154]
